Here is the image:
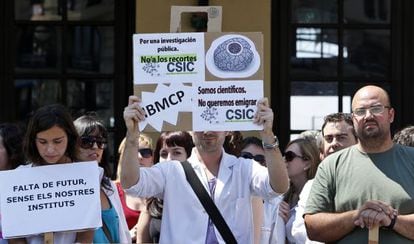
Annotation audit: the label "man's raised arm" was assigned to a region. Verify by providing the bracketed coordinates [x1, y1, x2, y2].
[120, 95, 146, 189]
[254, 98, 289, 194]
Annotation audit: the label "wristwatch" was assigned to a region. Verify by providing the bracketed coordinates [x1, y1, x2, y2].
[383, 214, 397, 230]
[262, 136, 279, 149]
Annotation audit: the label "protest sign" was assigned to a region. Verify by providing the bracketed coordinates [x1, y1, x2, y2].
[133, 32, 264, 132]
[133, 32, 205, 84]
[0, 162, 101, 238]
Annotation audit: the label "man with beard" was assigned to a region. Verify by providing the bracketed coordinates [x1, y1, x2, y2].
[120, 95, 289, 244]
[303, 85, 414, 243]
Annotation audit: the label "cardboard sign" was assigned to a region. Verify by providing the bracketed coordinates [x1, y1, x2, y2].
[0, 162, 101, 238]
[133, 32, 264, 132]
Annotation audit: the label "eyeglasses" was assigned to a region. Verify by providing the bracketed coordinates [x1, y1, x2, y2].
[80, 136, 107, 149]
[139, 148, 153, 158]
[284, 151, 306, 162]
[353, 105, 390, 117]
[240, 151, 266, 166]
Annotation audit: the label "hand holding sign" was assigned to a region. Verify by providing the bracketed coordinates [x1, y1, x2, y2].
[254, 98, 274, 134]
[124, 96, 145, 136]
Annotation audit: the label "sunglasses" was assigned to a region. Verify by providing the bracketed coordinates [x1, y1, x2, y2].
[80, 136, 107, 149]
[240, 151, 266, 166]
[284, 151, 306, 162]
[139, 148, 153, 158]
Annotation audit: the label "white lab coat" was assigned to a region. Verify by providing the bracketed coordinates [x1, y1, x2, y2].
[260, 195, 286, 244]
[291, 179, 322, 244]
[125, 148, 279, 244]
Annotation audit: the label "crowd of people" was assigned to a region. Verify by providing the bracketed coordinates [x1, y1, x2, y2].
[0, 85, 413, 244]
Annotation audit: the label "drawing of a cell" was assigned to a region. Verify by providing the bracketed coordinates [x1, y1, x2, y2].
[213, 37, 254, 72]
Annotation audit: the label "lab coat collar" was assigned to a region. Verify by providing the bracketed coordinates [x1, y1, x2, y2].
[187, 148, 238, 199]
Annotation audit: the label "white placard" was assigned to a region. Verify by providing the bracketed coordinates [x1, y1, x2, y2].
[133, 33, 205, 84]
[193, 80, 263, 131]
[138, 83, 192, 131]
[0, 162, 101, 238]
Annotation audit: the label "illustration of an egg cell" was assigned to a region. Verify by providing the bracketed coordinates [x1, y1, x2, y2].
[213, 37, 254, 72]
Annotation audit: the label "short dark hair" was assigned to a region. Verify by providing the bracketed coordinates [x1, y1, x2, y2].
[241, 136, 263, 151]
[393, 126, 414, 147]
[74, 113, 108, 141]
[321, 112, 356, 139]
[0, 123, 25, 169]
[153, 131, 194, 163]
[74, 113, 113, 191]
[23, 104, 79, 165]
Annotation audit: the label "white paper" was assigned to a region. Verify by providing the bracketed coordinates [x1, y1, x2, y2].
[0, 162, 101, 238]
[133, 33, 205, 84]
[193, 80, 263, 131]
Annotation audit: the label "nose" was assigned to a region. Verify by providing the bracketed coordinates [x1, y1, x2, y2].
[46, 143, 56, 153]
[91, 142, 99, 149]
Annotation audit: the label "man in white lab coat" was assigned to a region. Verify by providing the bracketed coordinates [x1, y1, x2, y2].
[120, 95, 289, 244]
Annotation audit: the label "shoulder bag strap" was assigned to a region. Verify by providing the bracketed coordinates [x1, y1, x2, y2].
[102, 220, 114, 243]
[180, 161, 237, 244]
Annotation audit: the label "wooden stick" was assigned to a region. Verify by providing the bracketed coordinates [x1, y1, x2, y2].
[44, 232, 54, 244]
[368, 225, 379, 244]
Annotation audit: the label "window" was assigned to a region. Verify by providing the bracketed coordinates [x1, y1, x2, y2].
[289, 0, 391, 137]
[7, 0, 132, 176]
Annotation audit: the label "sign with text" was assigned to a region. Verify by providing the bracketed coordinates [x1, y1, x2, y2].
[133, 32, 264, 132]
[0, 162, 101, 238]
[133, 32, 205, 84]
[193, 80, 263, 131]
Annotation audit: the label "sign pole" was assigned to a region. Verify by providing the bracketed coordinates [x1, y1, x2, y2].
[44, 232, 54, 244]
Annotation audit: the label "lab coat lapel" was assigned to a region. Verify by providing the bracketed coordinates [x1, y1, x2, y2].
[215, 152, 237, 200]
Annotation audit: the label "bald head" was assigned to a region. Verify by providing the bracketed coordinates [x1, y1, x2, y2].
[351, 85, 394, 152]
[352, 85, 391, 110]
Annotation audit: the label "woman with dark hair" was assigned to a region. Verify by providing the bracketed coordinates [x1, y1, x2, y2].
[0, 123, 25, 170]
[0, 123, 25, 243]
[10, 104, 93, 244]
[153, 131, 194, 163]
[23, 104, 79, 166]
[136, 131, 194, 243]
[74, 114, 131, 243]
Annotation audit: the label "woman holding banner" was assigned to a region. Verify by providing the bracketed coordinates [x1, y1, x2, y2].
[9, 104, 94, 244]
[74, 113, 131, 243]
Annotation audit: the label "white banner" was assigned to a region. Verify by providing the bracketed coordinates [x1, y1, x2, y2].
[0, 162, 101, 238]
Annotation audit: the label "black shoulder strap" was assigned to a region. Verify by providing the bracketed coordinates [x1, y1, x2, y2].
[180, 161, 237, 244]
[101, 220, 114, 243]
